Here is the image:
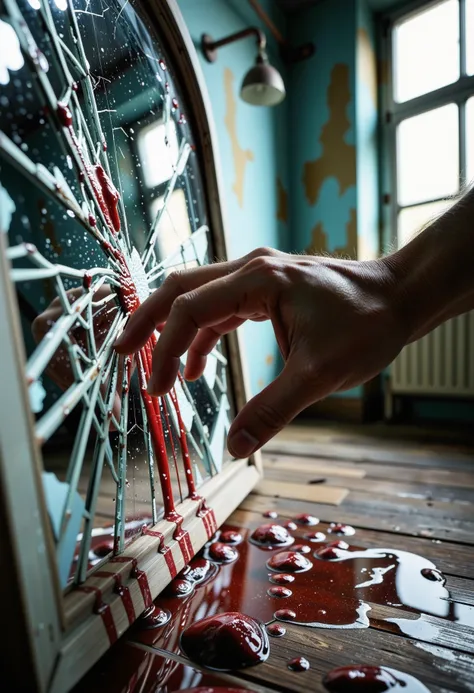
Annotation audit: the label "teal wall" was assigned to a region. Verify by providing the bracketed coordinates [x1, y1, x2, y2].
[177, 0, 289, 395]
[288, 0, 362, 399]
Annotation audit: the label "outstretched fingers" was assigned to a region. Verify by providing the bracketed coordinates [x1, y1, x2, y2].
[115, 247, 282, 354]
[147, 268, 273, 395]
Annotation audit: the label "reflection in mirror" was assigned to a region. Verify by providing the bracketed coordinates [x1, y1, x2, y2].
[0, 0, 235, 589]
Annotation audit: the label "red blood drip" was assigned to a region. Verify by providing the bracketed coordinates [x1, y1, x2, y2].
[159, 59, 167, 70]
[92, 540, 113, 557]
[322, 665, 430, 692]
[288, 656, 310, 672]
[208, 541, 239, 564]
[328, 523, 356, 536]
[267, 551, 313, 573]
[219, 529, 242, 545]
[94, 164, 121, 232]
[77, 585, 118, 644]
[266, 622, 286, 637]
[88, 213, 96, 227]
[57, 101, 73, 127]
[421, 568, 445, 583]
[131, 564, 153, 609]
[142, 526, 177, 577]
[172, 97, 179, 110]
[250, 524, 294, 548]
[274, 608, 296, 621]
[315, 546, 347, 561]
[166, 578, 194, 597]
[305, 531, 326, 542]
[112, 574, 135, 625]
[83, 271, 92, 290]
[199, 502, 218, 539]
[183, 557, 216, 585]
[269, 573, 295, 585]
[138, 347, 177, 521]
[169, 386, 196, 498]
[267, 586, 292, 598]
[293, 544, 311, 554]
[294, 513, 319, 526]
[72, 81, 79, 91]
[140, 604, 171, 629]
[178, 113, 187, 124]
[102, 140, 108, 151]
[328, 540, 350, 550]
[263, 510, 278, 519]
[180, 612, 270, 671]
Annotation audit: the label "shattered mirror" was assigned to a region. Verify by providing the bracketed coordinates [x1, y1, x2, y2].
[0, 0, 235, 590]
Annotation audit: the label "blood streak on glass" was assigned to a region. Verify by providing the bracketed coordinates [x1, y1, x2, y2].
[55, 97, 216, 565]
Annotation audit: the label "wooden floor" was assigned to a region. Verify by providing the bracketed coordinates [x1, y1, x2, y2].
[78, 422, 474, 692]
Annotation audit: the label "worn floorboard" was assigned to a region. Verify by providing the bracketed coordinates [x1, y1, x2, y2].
[75, 422, 474, 692]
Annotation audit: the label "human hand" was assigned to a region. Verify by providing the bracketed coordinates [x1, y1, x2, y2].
[115, 248, 409, 457]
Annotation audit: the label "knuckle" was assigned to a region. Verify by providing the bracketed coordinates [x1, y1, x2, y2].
[254, 402, 287, 432]
[164, 269, 185, 288]
[173, 290, 198, 312]
[249, 246, 278, 260]
[246, 256, 281, 278]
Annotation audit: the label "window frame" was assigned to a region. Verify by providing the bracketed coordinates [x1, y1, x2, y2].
[380, 0, 474, 250]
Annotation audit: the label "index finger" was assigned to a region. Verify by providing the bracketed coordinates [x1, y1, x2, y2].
[147, 267, 273, 395]
[115, 259, 240, 353]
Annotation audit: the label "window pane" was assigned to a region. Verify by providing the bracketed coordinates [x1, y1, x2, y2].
[150, 188, 192, 263]
[398, 200, 451, 247]
[467, 0, 474, 75]
[138, 119, 180, 188]
[467, 98, 474, 182]
[394, 0, 459, 103]
[397, 104, 459, 206]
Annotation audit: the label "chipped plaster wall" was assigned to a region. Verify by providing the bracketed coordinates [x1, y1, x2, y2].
[177, 0, 289, 395]
[289, 0, 362, 398]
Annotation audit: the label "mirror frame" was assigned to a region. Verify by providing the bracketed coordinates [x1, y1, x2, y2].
[0, 1, 261, 690]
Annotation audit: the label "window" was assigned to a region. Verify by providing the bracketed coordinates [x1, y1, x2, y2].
[384, 0, 474, 247]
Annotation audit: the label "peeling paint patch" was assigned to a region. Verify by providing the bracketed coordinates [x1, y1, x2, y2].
[303, 64, 356, 205]
[224, 68, 254, 208]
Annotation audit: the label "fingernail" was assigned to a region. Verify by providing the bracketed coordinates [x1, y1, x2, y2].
[228, 429, 259, 458]
[147, 373, 159, 396]
[114, 334, 124, 348]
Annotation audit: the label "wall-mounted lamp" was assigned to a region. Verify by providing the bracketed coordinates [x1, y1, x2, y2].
[201, 28, 286, 107]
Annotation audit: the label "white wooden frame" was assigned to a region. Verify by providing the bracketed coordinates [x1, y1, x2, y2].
[0, 1, 261, 690]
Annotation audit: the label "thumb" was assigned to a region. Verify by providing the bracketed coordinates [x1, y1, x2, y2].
[227, 359, 322, 458]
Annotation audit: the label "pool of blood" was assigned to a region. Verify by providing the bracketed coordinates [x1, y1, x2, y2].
[129, 518, 468, 668]
[323, 664, 431, 692]
[72, 642, 255, 693]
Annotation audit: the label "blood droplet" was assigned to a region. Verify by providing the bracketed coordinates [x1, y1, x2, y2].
[180, 612, 270, 671]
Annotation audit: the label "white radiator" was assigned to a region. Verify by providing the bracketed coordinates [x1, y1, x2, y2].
[391, 311, 474, 397]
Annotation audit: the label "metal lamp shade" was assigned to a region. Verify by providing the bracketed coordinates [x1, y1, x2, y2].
[240, 62, 286, 106]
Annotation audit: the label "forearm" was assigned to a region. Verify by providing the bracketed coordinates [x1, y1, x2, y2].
[381, 188, 474, 342]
